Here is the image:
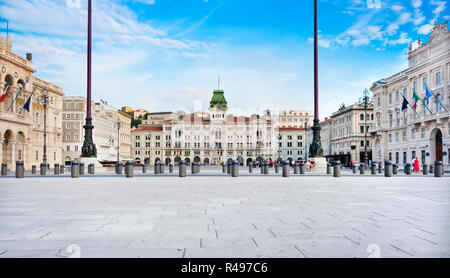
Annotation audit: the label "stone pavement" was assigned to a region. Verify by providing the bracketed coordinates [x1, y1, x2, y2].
[0, 167, 449, 258]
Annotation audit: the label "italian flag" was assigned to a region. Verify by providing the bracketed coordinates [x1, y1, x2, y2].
[412, 90, 420, 110]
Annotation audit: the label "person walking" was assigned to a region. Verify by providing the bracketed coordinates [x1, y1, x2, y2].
[413, 157, 420, 174]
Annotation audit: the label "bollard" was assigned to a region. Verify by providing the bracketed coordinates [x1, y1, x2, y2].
[371, 164, 376, 175]
[124, 162, 133, 178]
[232, 160, 239, 177]
[227, 161, 232, 175]
[378, 164, 382, 174]
[429, 164, 434, 175]
[79, 163, 85, 175]
[261, 162, 265, 174]
[89, 164, 95, 175]
[422, 164, 428, 175]
[282, 161, 290, 177]
[60, 165, 65, 174]
[333, 161, 341, 177]
[160, 163, 165, 174]
[353, 164, 357, 174]
[169, 164, 173, 173]
[249, 164, 253, 173]
[154, 163, 160, 175]
[404, 163, 411, 175]
[384, 161, 393, 177]
[54, 163, 60, 175]
[294, 163, 299, 174]
[179, 161, 186, 177]
[326, 163, 332, 175]
[32, 165, 37, 174]
[116, 163, 123, 175]
[223, 164, 226, 173]
[393, 164, 398, 175]
[1, 163, 7, 176]
[71, 162, 79, 178]
[359, 164, 365, 175]
[15, 161, 24, 178]
[191, 162, 197, 175]
[299, 163, 305, 175]
[40, 163, 47, 176]
[264, 163, 269, 175]
[142, 164, 147, 173]
[274, 164, 278, 174]
[434, 161, 443, 177]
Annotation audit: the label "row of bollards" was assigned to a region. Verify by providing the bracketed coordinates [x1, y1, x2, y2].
[3, 160, 447, 178]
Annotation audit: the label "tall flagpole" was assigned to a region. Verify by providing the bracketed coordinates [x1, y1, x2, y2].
[309, 0, 323, 158]
[81, 0, 97, 158]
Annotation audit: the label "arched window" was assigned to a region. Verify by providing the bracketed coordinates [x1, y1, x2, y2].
[360, 114, 364, 121]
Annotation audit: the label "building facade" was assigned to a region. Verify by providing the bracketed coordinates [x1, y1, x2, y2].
[62, 97, 132, 165]
[0, 36, 63, 170]
[131, 89, 277, 166]
[276, 110, 314, 129]
[370, 21, 449, 168]
[329, 103, 373, 166]
[276, 127, 307, 164]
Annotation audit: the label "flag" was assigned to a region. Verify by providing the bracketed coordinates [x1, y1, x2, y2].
[412, 90, 420, 110]
[424, 83, 432, 105]
[401, 96, 408, 111]
[0, 85, 9, 102]
[425, 82, 446, 111]
[20, 87, 36, 114]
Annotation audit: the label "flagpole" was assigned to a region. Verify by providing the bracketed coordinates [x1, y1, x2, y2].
[425, 82, 447, 111]
[402, 93, 418, 115]
[7, 78, 29, 112]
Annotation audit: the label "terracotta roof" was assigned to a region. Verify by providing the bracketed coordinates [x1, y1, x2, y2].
[132, 126, 163, 132]
[320, 118, 332, 125]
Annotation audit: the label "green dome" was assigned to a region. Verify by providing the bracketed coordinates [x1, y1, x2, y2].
[210, 89, 227, 109]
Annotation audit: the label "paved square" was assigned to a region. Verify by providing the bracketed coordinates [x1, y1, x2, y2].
[0, 168, 449, 258]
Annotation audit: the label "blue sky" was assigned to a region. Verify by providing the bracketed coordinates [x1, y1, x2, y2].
[0, 0, 448, 119]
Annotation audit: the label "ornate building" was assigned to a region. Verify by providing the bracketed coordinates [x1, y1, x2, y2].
[370, 21, 449, 168]
[0, 36, 63, 171]
[329, 103, 373, 166]
[131, 89, 277, 166]
[62, 97, 132, 165]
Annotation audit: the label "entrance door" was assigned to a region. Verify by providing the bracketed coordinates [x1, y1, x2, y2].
[436, 129, 443, 162]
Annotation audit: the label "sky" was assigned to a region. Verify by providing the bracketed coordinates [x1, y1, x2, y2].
[0, 0, 448, 119]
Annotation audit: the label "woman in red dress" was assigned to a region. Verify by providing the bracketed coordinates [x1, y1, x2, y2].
[413, 157, 420, 174]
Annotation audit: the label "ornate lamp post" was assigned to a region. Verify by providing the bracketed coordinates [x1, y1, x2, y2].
[277, 133, 282, 162]
[358, 88, 372, 167]
[304, 121, 308, 161]
[81, 0, 97, 158]
[309, 0, 324, 158]
[36, 88, 53, 166]
[115, 121, 120, 164]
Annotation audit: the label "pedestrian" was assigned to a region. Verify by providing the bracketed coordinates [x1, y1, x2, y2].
[413, 157, 420, 174]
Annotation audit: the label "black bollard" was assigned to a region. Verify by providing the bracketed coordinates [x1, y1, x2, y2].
[15, 161, 24, 178]
[32, 165, 37, 175]
[333, 161, 341, 177]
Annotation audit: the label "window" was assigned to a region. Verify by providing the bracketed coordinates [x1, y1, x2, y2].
[66, 134, 70, 140]
[422, 77, 427, 91]
[436, 72, 441, 86]
[360, 126, 364, 133]
[35, 151, 39, 161]
[389, 133, 392, 143]
[436, 94, 443, 112]
[403, 152, 407, 164]
[74, 114, 79, 119]
[74, 103, 79, 108]
[402, 131, 406, 141]
[421, 128, 425, 139]
[421, 150, 425, 164]
[395, 90, 399, 102]
[389, 93, 392, 104]
[75, 146, 78, 152]
[74, 134, 78, 141]
[395, 152, 399, 164]
[65, 103, 71, 109]
[136, 135, 140, 140]
[66, 123, 71, 129]
[389, 114, 393, 128]
[395, 133, 399, 142]
[411, 128, 416, 139]
[377, 96, 381, 107]
[389, 153, 392, 161]
[360, 141, 364, 147]
[413, 81, 417, 94]
[66, 114, 70, 119]
[360, 114, 364, 121]
[66, 146, 70, 151]
[136, 142, 140, 147]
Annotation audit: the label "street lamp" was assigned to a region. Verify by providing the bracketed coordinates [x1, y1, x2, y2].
[81, 0, 97, 158]
[36, 88, 53, 167]
[115, 121, 120, 164]
[358, 88, 372, 168]
[309, 0, 324, 158]
[304, 121, 308, 161]
[277, 133, 282, 162]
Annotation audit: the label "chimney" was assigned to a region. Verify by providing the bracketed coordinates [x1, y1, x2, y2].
[26, 53, 32, 61]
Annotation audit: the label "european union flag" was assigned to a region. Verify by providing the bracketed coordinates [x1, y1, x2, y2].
[401, 96, 408, 112]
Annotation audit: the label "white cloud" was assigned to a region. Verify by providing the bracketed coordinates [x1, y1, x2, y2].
[413, 9, 426, 25]
[352, 37, 370, 46]
[417, 23, 433, 34]
[430, 0, 446, 18]
[411, 0, 422, 8]
[387, 32, 411, 45]
[391, 5, 404, 11]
